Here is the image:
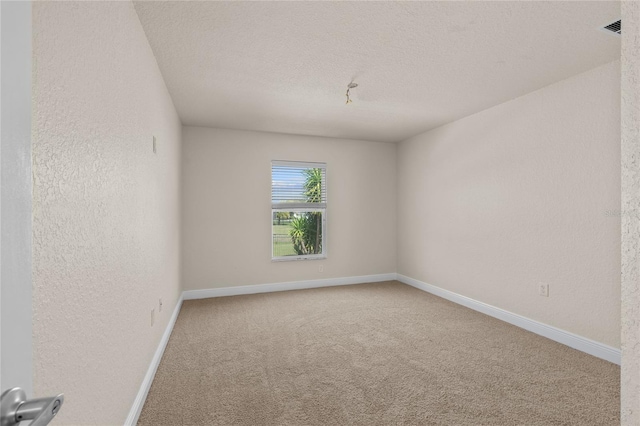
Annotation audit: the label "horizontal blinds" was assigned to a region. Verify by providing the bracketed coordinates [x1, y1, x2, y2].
[272, 161, 326, 209]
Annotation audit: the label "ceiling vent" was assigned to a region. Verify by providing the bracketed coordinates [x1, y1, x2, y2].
[600, 19, 621, 37]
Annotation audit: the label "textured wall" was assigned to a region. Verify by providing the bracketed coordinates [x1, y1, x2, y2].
[32, 2, 181, 424]
[181, 127, 396, 290]
[622, 1, 640, 423]
[397, 61, 621, 348]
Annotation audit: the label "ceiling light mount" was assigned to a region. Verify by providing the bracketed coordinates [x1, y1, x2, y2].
[346, 82, 358, 105]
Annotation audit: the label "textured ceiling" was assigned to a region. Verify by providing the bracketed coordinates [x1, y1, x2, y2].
[134, 1, 620, 143]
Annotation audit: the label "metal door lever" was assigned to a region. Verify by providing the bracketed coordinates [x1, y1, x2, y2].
[1, 388, 64, 426]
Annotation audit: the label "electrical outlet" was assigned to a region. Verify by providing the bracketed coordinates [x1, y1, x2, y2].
[319, 264, 324, 273]
[159, 298, 163, 313]
[538, 283, 550, 297]
[153, 136, 157, 154]
[151, 309, 155, 327]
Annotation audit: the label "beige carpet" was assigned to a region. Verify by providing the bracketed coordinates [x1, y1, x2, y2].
[138, 281, 619, 425]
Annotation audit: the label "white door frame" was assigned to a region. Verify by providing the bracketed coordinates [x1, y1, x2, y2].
[1, 0, 33, 396]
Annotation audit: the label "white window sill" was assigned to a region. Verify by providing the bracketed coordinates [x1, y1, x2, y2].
[272, 255, 327, 262]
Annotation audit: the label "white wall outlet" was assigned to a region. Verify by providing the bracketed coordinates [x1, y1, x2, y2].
[151, 308, 155, 327]
[319, 264, 324, 273]
[159, 298, 163, 312]
[153, 135, 157, 154]
[538, 283, 550, 297]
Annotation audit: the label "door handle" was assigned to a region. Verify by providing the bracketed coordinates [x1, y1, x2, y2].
[1, 388, 64, 426]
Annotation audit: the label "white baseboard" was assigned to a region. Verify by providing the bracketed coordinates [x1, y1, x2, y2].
[182, 273, 398, 300]
[397, 274, 621, 365]
[124, 293, 184, 426]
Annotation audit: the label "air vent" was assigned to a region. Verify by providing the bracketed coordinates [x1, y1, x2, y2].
[600, 19, 621, 36]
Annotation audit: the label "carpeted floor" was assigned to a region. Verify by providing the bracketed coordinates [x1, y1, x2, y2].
[138, 281, 619, 425]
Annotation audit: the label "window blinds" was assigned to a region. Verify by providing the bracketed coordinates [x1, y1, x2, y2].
[271, 161, 326, 209]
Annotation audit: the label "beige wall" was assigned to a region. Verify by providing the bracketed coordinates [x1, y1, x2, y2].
[32, 2, 181, 424]
[622, 1, 640, 422]
[397, 61, 621, 348]
[181, 127, 396, 290]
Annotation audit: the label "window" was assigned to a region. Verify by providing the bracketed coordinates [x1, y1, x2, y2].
[272, 160, 326, 261]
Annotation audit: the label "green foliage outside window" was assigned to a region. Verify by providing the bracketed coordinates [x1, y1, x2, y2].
[289, 168, 323, 255]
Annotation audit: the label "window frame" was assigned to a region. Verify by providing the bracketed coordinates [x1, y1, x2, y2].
[271, 160, 327, 262]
